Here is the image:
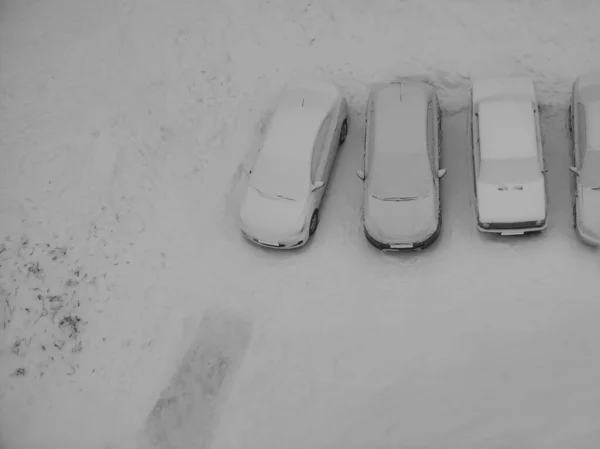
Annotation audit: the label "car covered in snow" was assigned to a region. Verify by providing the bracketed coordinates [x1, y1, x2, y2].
[357, 81, 446, 251]
[568, 73, 600, 246]
[470, 77, 548, 235]
[239, 79, 349, 249]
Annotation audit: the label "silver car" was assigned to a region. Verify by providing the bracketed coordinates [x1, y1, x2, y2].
[569, 72, 600, 246]
[239, 79, 349, 249]
[470, 77, 548, 235]
[357, 81, 446, 251]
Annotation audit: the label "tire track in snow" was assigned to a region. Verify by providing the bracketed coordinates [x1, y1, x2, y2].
[139, 305, 252, 449]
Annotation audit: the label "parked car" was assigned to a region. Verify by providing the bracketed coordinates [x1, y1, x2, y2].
[568, 73, 600, 246]
[356, 81, 446, 251]
[239, 79, 349, 249]
[470, 77, 548, 235]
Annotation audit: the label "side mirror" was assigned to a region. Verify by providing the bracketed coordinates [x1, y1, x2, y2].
[569, 166, 579, 175]
[311, 181, 325, 191]
[356, 170, 365, 181]
[438, 168, 447, 178]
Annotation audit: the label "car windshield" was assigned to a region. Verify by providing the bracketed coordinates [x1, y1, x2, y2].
[249, 155, 310, 201]
[369, 152, 433, 200]
[580, 150, 600, 189]
[478, 157, 541, 185]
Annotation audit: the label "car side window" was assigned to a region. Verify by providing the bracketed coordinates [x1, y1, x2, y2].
[365, 101, 374, 174]
[472, 107, 480, 176]
[532, 104, 544, 168]
[427, 101, 435, 174]
[311, 115, 331, 182]
[577, 102, 587, 165]
[311, 141, 320, 183]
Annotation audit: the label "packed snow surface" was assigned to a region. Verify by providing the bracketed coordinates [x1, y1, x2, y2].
[1, 0, 600, 448]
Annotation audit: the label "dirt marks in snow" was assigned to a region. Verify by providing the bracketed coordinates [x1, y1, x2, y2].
[0, 234, 99, 381]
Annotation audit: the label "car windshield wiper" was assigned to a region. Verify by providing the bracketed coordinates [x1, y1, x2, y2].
[252, 186, 295, 201]
[275, 194, 295, 201]
[372, 195, 418, 202]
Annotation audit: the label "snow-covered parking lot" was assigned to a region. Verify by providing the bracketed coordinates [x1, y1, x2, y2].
[2, 1, 600, 448]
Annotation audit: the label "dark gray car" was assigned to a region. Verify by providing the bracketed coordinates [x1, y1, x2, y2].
[357, 81, 446, 251]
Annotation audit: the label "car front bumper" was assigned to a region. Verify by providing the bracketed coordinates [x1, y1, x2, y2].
[574, 223, 600, 247]
[364, 221, 442, 252]
[240, 228, 308, 250]
[477, 220, 547, 236]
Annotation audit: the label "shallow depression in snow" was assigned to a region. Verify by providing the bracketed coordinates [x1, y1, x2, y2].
[1, 0, 600, 448]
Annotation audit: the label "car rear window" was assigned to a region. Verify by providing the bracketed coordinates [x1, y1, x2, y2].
[478, 99, 538, 161]
[581, 150, 600, 188]
[478, 157, 541, 185]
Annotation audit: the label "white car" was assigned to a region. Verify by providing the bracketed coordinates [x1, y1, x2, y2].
[568, 73, 600, 246]
[239, 79, 349, 249]
[470, 77, 548, 235]
[357, 81, 446, 251]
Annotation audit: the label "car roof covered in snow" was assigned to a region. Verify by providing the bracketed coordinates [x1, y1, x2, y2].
[585, 100, 600, 151]
[367, 83, 434, 199]
[477, 98, 538, 160]
[575, 72, 600, 100]
[248, 86, 334, 200]
[581, 149, 600, 187]
[369, 82, 431, 156]
[259, 86, 334, 165]
[472, 77, 536, 104]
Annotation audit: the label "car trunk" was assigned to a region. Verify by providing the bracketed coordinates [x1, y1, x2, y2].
[477, 178, 546, 225]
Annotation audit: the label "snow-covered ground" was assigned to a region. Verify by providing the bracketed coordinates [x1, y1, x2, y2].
[2, 0, 600, 448]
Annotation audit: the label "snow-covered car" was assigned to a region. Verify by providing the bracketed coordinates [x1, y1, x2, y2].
[239, 79, 349, 249]
[470, 77, 548, 235]
[356, 81, 446, 251]
[568, 73, 600, 246]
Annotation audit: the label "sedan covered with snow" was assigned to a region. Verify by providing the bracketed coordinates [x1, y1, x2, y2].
[568, 72, 600, 246]
[470, 77, 548, 235]
[239, 79, 348, 249]
[357, 81, 446, 251]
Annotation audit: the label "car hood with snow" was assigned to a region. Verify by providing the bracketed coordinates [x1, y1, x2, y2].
[365, 147, 438, 244]
[476, 158, 546, 225]
[240, 187, 308, 240]
[365, 193, 437, 244]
